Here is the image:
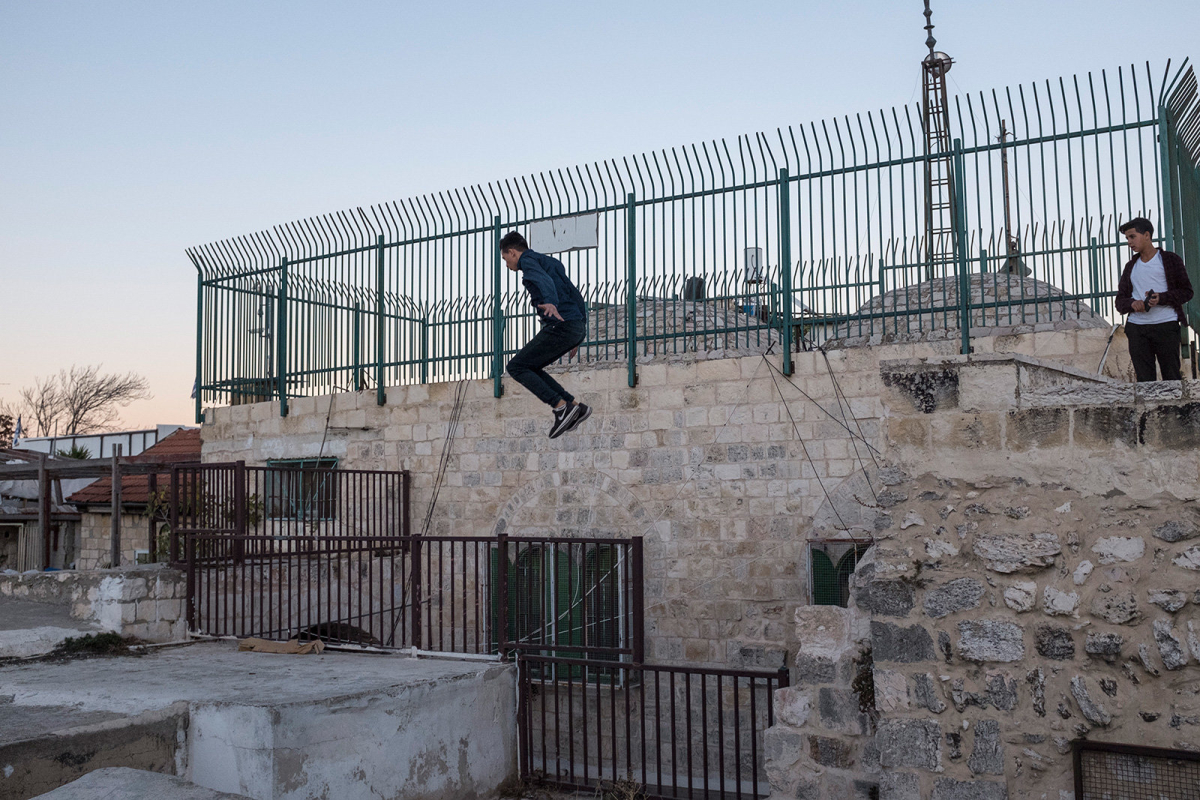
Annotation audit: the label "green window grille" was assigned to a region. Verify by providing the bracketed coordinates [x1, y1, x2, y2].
[265, 458, 338, 520]
[810, 541, 871, 607]
[490, 544, 622, 665]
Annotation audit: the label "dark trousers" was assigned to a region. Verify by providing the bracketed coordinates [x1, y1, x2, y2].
[506, 319, 587, 407]
[1126, 320, 1183, 382]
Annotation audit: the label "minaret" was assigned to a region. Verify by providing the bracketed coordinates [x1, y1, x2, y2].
[921, 1, 956, 281]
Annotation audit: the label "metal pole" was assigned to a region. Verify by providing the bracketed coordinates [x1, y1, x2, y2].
[409, 535, 422, 649]
[195, 272, 204, 425]
[631, 536, 645, 664]
[353, 301, 362, 392]
[277, 257, 289, 417]
[376, 234, 387, 406]
[626, 193, 638, 387]
[169, 466, 180, 564]
[37, 456, 49, 570]
[186, 524, 196, 632]
[493, 215, 504, 398]
[779, 168, 794, 375]
[1089, 237, 1100, 306]
[1158, 105, 1176, 253]
[953, 140, 972, 355]
[233, 460, 246, 565]
[497, 533, 510, 658]
[110, 444, 123, 567]
[147, 472, 158, 563]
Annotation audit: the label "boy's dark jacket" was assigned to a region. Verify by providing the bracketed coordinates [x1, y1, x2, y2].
[1114, 249, 1194, 323]
[517, 250, 587, 323]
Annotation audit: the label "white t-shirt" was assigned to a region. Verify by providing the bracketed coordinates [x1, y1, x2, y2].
[1128, 251, 1177, 325]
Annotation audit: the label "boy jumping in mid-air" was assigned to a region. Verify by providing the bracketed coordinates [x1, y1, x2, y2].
[500, 231, 593, 438]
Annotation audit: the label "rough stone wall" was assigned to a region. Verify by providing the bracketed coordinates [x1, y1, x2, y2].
[0, 566, 187, 642]
[764, 357, 1200, 799]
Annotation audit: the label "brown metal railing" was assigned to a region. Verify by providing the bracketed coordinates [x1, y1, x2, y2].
[518, 653, 788, 800]
[170, 462, 642, 658]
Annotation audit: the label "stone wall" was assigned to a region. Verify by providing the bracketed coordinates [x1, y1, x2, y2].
[764, 356, 1200, 799]
[201, 328, 1200, 796]
[0, 566, 187, 643]
[199, 330, 1196, 676]
[78, 512, 161, 571]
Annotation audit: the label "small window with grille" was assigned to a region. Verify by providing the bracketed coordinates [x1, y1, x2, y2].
[809, 540, 871, 606]
[265, 458, 338, 520]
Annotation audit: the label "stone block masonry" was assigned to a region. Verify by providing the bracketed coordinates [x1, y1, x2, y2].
[202, 335, 1200, 680]
[1, 565, 187, 644]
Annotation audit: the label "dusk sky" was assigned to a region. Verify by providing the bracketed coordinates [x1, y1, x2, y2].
[3, 1, 1197, 431]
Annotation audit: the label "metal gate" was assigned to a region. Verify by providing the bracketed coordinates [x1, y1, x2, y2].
[168, 462, 643, 656]
[518, 653, 789, 800]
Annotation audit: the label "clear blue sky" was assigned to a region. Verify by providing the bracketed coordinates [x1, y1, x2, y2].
[2, 1, 1196, 429]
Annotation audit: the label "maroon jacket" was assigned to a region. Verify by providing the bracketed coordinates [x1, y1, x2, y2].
[1114, 249, 1194, 323]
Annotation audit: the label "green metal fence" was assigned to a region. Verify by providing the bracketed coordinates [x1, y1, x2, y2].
[189, 61, 1197, 420]
[1162, 66, 1200, 329]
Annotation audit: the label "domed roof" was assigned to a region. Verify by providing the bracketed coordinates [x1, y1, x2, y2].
[824, 273, 1109, 348]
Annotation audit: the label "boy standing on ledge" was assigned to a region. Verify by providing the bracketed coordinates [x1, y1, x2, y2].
[500, 231, 593, 438]
[1115, 217, 1194, 382]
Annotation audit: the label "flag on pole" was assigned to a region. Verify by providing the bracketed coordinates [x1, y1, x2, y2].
[191, 380, 197, 399]
[12, 415, 22, 447]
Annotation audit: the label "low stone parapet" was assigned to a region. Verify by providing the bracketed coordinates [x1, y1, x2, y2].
[0, 565, 186, 644]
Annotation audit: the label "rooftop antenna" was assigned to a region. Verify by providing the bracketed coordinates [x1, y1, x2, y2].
[921, 0, 957, 281]
[997, 120, 1032, 276]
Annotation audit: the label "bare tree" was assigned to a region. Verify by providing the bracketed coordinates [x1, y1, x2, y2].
[17, 366, 151, 437]
[18, 376, 61, 438]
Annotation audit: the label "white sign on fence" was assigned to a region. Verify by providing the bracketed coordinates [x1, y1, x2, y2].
[528, 212, 599, 254]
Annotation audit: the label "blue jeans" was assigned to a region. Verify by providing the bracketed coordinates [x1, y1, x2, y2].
[506, 319, 586, 407]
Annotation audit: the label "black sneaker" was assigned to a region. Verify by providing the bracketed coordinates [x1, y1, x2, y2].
[563, 402, 592, 433]
[548, 403, 583, 439]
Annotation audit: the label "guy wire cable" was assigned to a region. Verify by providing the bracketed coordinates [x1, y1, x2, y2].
[816, 346, 881, 500]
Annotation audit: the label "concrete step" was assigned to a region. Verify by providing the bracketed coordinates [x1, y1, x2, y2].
[33, 767, 251, 799]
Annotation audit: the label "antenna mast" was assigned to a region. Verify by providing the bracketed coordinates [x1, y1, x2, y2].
[921, 0, 957, 281]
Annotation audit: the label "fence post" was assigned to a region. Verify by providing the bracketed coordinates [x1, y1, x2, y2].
[277, 257, 289, 417]
[493, 215, 504, 398]
[626, 193, 638, 387]
[186, 525, 196, 634]
[353, 302, 362, 392]
[409, 534, 422, 649]
[195, 272, 203, 425]
[147, 472, 158, 563]
[376, 234, 387, 406]
[497, 533, 510, 658]
[110, 445, 122, 568]
[169, 466, 180, 564]
[980, 248, 989, 274]
[952, 140, 972, 355]
[233, 460, 246, 564]
[516, 654, 529, 782]
[631, 536, 645, 664]
[1088, 237, 1100, 307]
[1158, 104, 1177, 254]
[778, 168, 794, 375]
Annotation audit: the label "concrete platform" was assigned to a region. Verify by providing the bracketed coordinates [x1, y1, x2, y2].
[0, 641, 516, 800]
[35, 767, 252, 799]
[0, 598, 105, 659]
